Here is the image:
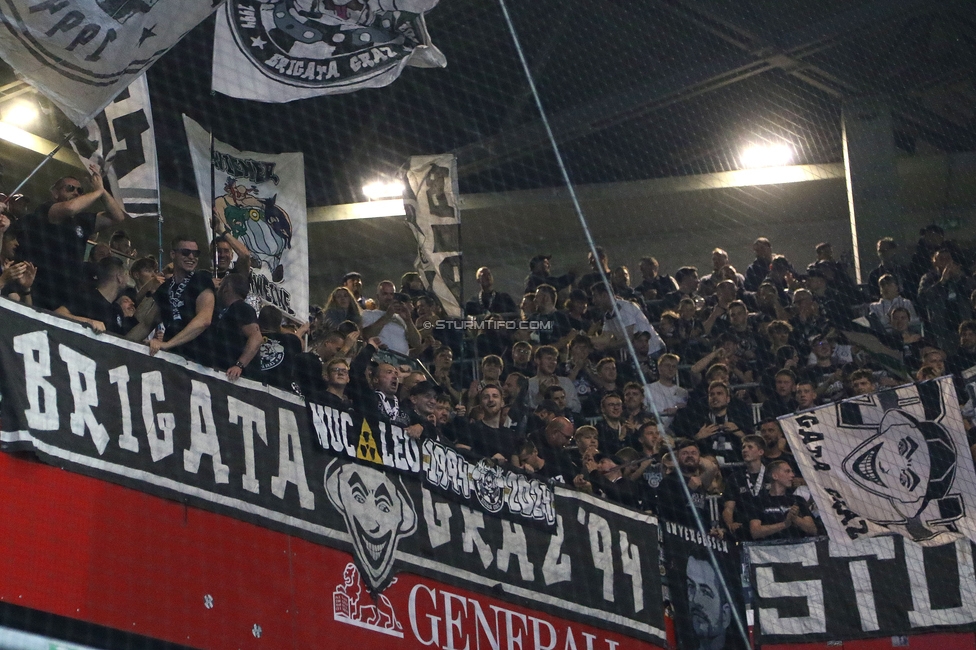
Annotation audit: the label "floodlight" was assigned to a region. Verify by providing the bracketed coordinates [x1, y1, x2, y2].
[2, 100, 38, 127]
[362, 180, 404, 200]
[740, 144, 793, 169]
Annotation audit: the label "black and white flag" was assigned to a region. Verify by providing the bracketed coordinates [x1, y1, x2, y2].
[212, 0, 446, 103]
[403, 154, 461, 318]
[780, 377, 976, 547]
[69, 74, 159, 218]
[0, 0, 219, 126]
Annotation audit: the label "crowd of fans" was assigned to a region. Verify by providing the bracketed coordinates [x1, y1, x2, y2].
[4, 168, 976, 543]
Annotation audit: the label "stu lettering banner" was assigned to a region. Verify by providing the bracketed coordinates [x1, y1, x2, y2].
[0, 0, 217, 126]
[780, 378, 976, 547]
[184, 115, 309, 321]
[403, 154, 462, 317]
[748, 536, 976, 644]
[0, 300, 665, 646]
[70, 73, 159, 217]
[212, 0, 446, 103]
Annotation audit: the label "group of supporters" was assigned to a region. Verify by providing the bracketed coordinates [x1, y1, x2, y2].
[4, 167, 976, 542]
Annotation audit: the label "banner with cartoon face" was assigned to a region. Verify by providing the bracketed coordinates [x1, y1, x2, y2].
[211, 0, 446, 103]
[0, 0, 218, 125]
[781, 377, 976, 547]
[0, 300, 665, 646]
[184, 115, 309, 321]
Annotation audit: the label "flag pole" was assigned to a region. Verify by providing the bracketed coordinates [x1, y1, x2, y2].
[210, 130, 217, 273]
[5, 131, 74, 200]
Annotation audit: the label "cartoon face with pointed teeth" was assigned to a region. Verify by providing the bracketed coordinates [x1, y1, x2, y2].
[842, 409, 952, 513]
[326, 461, 416, 592]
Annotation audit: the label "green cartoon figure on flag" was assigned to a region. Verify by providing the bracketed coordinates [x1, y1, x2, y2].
[213, 177, 293, 282]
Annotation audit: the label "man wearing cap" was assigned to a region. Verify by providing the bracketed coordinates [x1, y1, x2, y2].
[524, 254, 575, 294]
[404, 380, 441, 440]
[361, 280, 421, 356]
[342, 271, 367, 308]
[588, 453, 642, 508]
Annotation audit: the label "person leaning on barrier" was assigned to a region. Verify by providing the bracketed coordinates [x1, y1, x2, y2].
[747, 459, 818, 541]
[720, 435, 768, 541]
[0, 223, 35, 304]
[206, 272, 263, 381]
[126, 236, 215, 367]
[348, 337, 410, 429]
[531, 416, 578, 485]
[656, 438, 720, 531]
[55, 256, 130, 336]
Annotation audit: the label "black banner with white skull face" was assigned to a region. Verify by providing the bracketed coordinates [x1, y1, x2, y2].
[748, 536, 976, 644]
[780, 378, 976, 548]
[0, 300, 665, 646]
[661, 521, 748, 650]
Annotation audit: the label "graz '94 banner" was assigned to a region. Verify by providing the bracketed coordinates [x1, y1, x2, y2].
[0, 300, 665, 647]
[780, 377, 976, 547]
[748, 536, 976, 644]
[184, 115, 309, 321]
[0, 0, 218, 125]
[212, 0, 446, 103]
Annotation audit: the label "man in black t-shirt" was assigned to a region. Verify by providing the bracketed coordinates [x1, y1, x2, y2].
[461, 384, 522, 463]
[129, 236, 215, 366]
[55, 256, 128, 335]
[721, 435, 768, 540]
[252, 304, 303, 391]
[22, 168, 128, 310]
[747, 460, 818, 541]
[208, 273, 263, 380]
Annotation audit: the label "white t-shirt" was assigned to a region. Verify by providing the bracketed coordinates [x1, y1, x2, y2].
[604, 299, 665, 354]
[361, 309, 410, 356]
[645, 381, 689, 433]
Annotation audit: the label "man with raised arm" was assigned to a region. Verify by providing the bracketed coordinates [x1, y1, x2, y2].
[22, 166, 129, 310]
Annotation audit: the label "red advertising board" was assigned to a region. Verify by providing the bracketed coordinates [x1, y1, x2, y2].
[0, 452, 662, 649]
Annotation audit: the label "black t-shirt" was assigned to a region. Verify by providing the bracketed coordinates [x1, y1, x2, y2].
[722, 465, 770, 530]
[154, 271, 215, 340]
[462, 421, 523, 460]
[656, 472, 710, 527]
[21, 202, 98, 310]
[208, 300, 258, 370]
[64, 288, 126, 335]
[746, 490, 813, 540]
[251, 332, 303, 390]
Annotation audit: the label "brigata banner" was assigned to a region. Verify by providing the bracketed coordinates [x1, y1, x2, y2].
[0, 0, 218, 125]
[0, 300, 665, 646]
[748, 536, 976, 644]
[780, 377, 976, 547]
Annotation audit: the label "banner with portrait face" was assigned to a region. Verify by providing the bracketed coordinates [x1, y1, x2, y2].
[661, 521, 748, 650]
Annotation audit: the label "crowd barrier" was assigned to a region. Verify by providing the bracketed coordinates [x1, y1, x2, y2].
[1, 299, 975, 649]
